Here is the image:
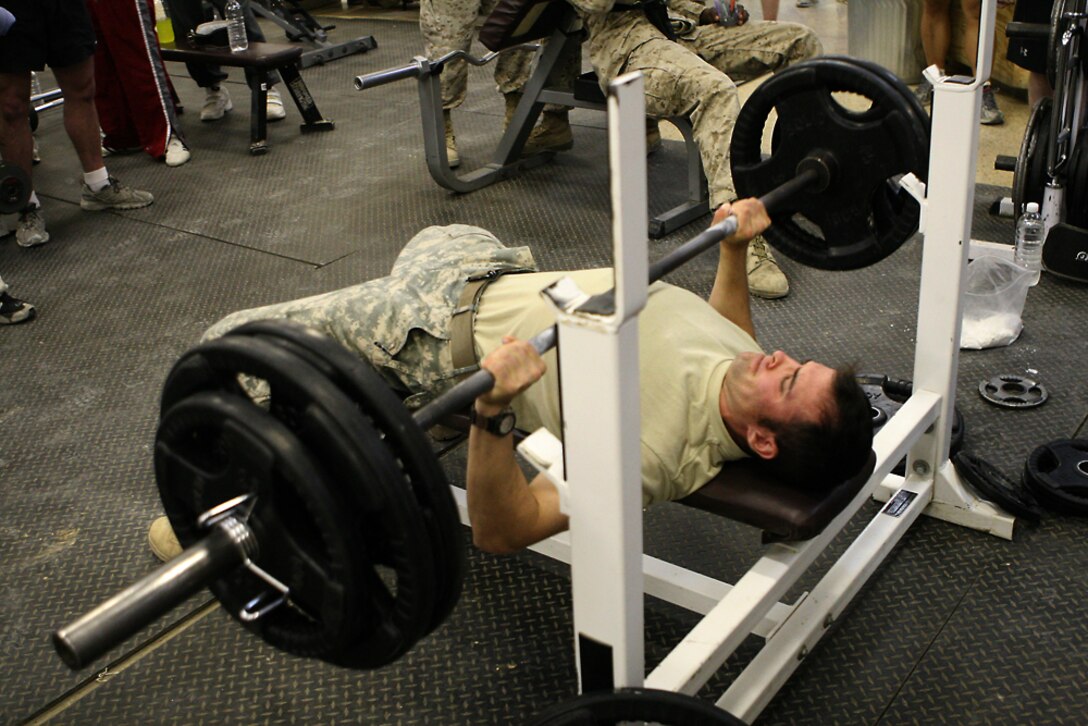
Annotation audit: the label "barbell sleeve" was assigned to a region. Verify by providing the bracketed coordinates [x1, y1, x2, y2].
[354, 62, 423, 91]
[413, 165, 821, 430]
[52, 519, 254, 670]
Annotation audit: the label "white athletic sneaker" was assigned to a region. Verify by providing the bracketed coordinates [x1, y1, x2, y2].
[164, 135, 191, 167]
[267, 87, 286, 121]
[16, 206, 49, 248]
[200, 86, 233, 122]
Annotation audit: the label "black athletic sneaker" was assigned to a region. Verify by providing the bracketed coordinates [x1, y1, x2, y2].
[0, 291, 36, 325]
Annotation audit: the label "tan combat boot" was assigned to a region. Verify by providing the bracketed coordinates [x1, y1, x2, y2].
[444, 110, 460, 168]
[646, 118, 662, 155]
[746, 235, 790, 299]
[503, 91, 522, 128]
[523, 110, 573, 155]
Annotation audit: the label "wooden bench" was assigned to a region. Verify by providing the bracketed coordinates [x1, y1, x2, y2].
[161, 38, 334, 155]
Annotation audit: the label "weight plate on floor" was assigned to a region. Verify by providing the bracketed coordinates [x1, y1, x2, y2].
[156, 390, 368, 660]
[228, 319, 465, 640]
[160, 335, 437, 668]
[978, 374, 1048, 408]
[857, 374, 965, 475]
[731, 57, 928, 270]
[525, 688, 745, 726]
[1013, 97, 1052, 219]
[952, 451, 1041, 524]
[1024, 438, 1088, 515]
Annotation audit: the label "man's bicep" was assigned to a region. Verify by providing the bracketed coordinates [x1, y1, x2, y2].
[524, 473, 570, 544]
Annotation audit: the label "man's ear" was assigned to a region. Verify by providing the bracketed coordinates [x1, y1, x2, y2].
[747, 424, 779, 461]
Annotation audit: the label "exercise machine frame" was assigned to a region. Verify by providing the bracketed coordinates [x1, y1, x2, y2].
[449, 1, 1014, 720]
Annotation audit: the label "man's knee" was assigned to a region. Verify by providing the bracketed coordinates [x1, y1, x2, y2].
[0, 75, 30, 126]
[54, 59, 96, 104]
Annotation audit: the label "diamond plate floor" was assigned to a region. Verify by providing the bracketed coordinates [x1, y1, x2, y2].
[3, 15, 1088, 726]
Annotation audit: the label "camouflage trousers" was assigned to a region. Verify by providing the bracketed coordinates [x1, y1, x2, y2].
[203, 225, 537, 405]
[596, 18, 821, 206]
[419, 0, 535, 109]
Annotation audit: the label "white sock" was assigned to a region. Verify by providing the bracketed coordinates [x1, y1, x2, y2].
[84, 167, 110, 192]
[29, 191, 40, 208]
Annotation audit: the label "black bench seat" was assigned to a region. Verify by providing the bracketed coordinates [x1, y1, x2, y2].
[161, 38, 334, 155]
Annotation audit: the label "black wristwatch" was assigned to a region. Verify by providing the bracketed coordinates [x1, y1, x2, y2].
[469, 406, 517, 437]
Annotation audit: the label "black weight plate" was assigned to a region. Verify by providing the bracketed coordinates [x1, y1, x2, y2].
[525, 688, 745, 726]
[978, 374, 1048, 408]
[1047, 0, 1081, 88]
[952, 451, 1041, 524]
[1024, 438, 1088, 515]
[1065, 129, 1088, 228]
[856, 374, 965, 476]
[228, 319, 465, 639]
[731, 58, 928, 270]
[821, 54, 931, 181]
[156, 390, 365, 660]
[1013, 97, 1053, 219]
[0, 162, 31, 215]
[160, 335, 437, 668]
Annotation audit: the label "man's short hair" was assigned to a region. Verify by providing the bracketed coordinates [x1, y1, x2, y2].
[758, 365, 873, 490]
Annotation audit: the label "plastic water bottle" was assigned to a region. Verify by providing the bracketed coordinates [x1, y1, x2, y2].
[225, 0, 248, 52]
[1014, 202, 1044, 286]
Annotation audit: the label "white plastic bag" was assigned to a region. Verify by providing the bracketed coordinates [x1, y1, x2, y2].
[960, 256, 1032, 350]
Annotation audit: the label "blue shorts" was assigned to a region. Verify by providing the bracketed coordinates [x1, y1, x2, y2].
[0, 0, 97, 73]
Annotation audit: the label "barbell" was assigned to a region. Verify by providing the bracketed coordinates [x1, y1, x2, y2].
[53, 57, 930, 673]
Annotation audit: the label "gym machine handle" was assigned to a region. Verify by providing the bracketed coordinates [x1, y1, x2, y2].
[354, 47, 537, 91]
[52, 519, 253, 670]
[413, 163, 823, 430]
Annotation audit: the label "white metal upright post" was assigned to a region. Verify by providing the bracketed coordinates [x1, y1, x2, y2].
[553, 72, 649, 692]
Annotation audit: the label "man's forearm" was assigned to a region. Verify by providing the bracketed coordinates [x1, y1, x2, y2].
[708, 244, 755, 338]
[465, 426, 540, 554]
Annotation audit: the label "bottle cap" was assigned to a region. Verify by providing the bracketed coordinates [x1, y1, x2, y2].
[1026, 202, 1039, 214]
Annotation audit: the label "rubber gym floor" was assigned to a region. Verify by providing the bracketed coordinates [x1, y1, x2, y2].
[2, 7, 1087, 725]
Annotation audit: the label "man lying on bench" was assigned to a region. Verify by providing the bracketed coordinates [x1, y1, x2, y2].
[147, 201, 873, 559]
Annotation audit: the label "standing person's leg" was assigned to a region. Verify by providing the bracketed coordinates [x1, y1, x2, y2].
[960, 0, 1003, 124]
[86, 0, 142, 154]
[761, 0, 779, 21]
[920, 0, 954, 71]
[419, 0, 485, 167]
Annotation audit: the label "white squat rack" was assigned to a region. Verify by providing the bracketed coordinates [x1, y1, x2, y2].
[450, 1, 1012, 721]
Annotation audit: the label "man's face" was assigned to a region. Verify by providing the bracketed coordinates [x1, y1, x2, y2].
[723, 351, 836, 430]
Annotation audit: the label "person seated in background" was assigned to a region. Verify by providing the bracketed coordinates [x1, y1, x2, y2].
[168, 0, 288, 122]
[914, 0, 1005, 125]
[568, 0, 822, 300]
[0, 0, 154, 249]
[85, 0, 191, 167]
[148, 199, 872, 559]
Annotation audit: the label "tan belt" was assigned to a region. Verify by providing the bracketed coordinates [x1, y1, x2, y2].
[449, 277, 493, 376]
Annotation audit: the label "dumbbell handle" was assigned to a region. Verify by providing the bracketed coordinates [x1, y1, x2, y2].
[413, 165, 821, 429]
[52, 520, 252, 670]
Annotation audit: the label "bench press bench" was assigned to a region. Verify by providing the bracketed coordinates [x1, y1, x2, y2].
[161, 38, 334, 155]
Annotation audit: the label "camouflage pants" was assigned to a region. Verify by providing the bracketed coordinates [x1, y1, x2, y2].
[601, 20, 821, 205]
[203, 225, 537, 404]
[419, 0, 536, 109]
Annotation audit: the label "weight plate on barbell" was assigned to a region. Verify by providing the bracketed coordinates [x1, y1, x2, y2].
[978, 374, 1048, 408]
[1064, 129, 1088, 228]
[156, 390, 368, 660]
[1023, 438, 1088, 515]
[856, 374, 965, 476]
[227, 319, 465, 641]
[731, 57, 928, 271]
[1047, 0, 1083, 89]
[525, 688, 745, 726]
[159, 335, 438, 668]
[1013, 97, 1053, 219]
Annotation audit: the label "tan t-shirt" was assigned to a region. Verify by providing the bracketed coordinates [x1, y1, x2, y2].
[473, 269, 762, 506]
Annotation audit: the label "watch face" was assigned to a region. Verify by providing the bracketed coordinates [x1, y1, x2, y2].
[496, 412, 516, 436]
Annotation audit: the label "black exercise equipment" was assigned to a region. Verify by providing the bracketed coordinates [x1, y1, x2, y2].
[251, 0, 377, 68]
[730, 57, 929, 271]
[857, 374, 965, 476]
[525, 688, 745, 725]
[952, 451, 1041, 524]
[53, 58, 926, 673]
[0, 162, 30, 215]
[1024, 439, 1088, 516]
[978, 375, 1048, 409]
[1013, 98, 1053, 219]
